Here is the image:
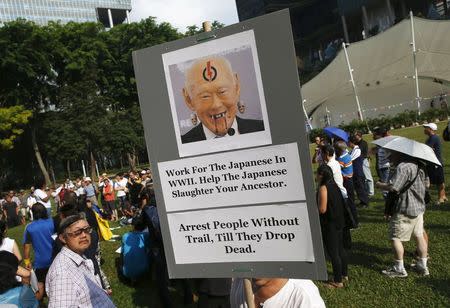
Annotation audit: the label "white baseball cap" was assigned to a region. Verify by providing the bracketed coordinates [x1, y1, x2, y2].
[84, 177, 92, 182]
[423, 123, 438, 131]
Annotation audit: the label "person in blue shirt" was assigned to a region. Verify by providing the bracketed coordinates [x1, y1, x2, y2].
[23, 203, 54, 301]
[424, 123, 447, 204]
[335, 141, 354, 202]
[121, 215, 150, 281]
[0, 251, 38, 308]
[83, 177, 98, 207]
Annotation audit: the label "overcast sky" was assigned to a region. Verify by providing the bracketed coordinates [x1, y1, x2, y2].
[129, 0, 239, 32]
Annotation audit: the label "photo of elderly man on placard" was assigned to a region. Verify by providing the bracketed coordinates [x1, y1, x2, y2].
[181, 56, 264, 143]
[163, 30, 271, 157]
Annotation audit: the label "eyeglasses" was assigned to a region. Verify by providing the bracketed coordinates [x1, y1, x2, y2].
[66, 226, 92, 238]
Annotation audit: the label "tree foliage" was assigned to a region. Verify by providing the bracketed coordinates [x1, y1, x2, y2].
[0, 17, 186, 188]
[0, 105, 32, 150]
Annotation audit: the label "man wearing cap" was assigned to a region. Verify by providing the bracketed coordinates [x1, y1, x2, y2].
[424, 123, 447, 204]
[181, 56, 264, 143]
[46, 213, 115, 307]
[84, 177, 98, 207]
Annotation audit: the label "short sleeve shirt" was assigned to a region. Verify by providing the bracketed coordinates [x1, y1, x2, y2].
[34, 189, 51, 209]
[3, 202, 18, 218]
[426, 134, 442, 163]
[230, 279, 326, 308]
[390, 162, 426, 217]
[337, 152, 353, 178]
[46, 247, 115, 308]
[0, 237, 15, 253]
[23, 218, 55, 269]
[84, 184, 96, 197]
[116, 178, 128, 197]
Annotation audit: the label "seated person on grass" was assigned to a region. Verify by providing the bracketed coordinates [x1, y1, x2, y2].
[121, 215, 151, 282]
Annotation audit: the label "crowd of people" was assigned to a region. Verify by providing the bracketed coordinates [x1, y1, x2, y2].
[0, 170, 157, 307]
[0, 122, 447, 307]
[0, 167, 329, 307]
[313, 122, 446, 286]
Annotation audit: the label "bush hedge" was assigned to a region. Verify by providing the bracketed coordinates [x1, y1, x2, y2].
[309, 107, 449, 142]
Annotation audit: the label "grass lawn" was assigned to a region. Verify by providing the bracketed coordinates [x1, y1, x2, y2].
[6, 124, 450, 307]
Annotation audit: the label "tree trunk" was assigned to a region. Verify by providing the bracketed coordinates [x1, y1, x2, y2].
[31, 129, 51, 186]
[101, 156, 107, 172]
[119, 155, 123, 170]
[66, 160, 71, 179]
[127, 152, 137, 171]
[50, 164, 56, 187]
[90, 150, 96, 181]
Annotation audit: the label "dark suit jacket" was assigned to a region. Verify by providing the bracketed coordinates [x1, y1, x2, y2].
[181, 116, 265, 144]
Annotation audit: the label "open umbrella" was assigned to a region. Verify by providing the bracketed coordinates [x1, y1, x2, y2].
[323, 127, 349, 142]
[371, 135, 401, 147]
[372, 136, 441, 166]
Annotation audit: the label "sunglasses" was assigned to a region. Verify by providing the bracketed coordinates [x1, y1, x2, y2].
[66, 226, 92, 238]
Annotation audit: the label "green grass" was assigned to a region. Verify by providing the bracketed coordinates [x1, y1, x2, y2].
[6, 124, 450, 307]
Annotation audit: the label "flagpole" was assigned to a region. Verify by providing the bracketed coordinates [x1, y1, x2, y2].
[410, 11, 421, 115]
[302, 99, 313, 130]
[342, 42, 364, 122]
[81, 160, 86, 177]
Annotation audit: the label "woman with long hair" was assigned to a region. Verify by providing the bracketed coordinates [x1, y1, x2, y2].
[316, 164, 348, 288]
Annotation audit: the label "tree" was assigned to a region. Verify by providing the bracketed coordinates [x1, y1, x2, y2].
[0, 17, 189, 187]
[100, 18, 181, 167]
[0, 105, 32, 150]
[0, 20, 58, 185]
[41, 111, 84, 178]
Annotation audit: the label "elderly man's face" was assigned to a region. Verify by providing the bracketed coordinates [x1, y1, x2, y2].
[60, 220, 91, 255]
[183, 58, 240, 136]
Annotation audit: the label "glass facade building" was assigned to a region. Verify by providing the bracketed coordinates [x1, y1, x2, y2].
[0, 0, 132, 27]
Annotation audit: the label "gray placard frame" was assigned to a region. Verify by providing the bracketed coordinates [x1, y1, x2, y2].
[132, 9, 327, 280]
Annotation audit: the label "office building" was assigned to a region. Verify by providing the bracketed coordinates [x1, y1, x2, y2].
[0, 0, 132, 28]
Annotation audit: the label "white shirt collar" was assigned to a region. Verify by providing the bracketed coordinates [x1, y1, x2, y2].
[202, 118, 240, 140]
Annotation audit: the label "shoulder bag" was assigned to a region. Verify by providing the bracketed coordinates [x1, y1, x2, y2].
[384, 166, 419, 216]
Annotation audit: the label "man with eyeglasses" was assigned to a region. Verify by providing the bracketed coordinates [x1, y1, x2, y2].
[46, 213, 115, 308]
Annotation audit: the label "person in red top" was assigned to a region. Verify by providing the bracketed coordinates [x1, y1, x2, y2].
[102, 178, 116, 221]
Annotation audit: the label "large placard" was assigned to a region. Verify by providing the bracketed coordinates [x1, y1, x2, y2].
[133, 9, 327, 280]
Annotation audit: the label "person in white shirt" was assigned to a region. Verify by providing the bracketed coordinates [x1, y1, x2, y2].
[114, 174, 128, 218]
[66, 179, 75, 190]
[321, 145, 347, 199]
[230, 278, 325, 308]
[0, 220, 22, 260]
[26, 187, 36, 221]
[33, 179, 52, 217]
